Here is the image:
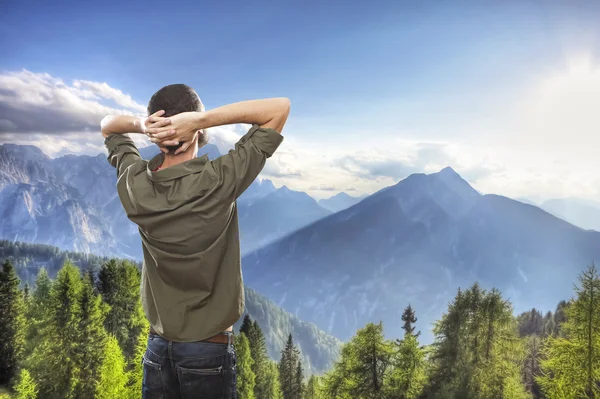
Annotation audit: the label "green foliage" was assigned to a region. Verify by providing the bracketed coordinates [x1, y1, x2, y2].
[235, 332, 256, 399]
[386, 333, 427, 398]
[538, 264, 600, 398]
[72, 278, 108, 399]
[280, 334, 305, 399]
[0, 260, 26, 386]
[322, 322, 394, 399]
[95, 336, 128, 399]
[12, 369, 37, 399]
[401, 304, 420, 337]
[96, 259, 148, 360]
[426, 284, 529, 399]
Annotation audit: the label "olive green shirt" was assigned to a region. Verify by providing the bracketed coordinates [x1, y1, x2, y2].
[104, 124, 284, 342]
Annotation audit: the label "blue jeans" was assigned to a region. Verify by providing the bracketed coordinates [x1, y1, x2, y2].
[142, 332, 237, 399]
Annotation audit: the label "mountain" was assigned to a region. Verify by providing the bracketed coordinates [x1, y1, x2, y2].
[541, 198, 600, 232]
[242, 167, 600, 343]
[0, 143, 303, 259]
[238, 186, 332, 254]
[0, 239, 341, 375]
[318, 192, 366, 213]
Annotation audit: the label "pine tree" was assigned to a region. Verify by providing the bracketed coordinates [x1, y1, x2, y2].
[235, 332, 256, 399]
[322, 322, 393, 399]
[538, 265, 600, 398]
[279, 334, 301, 399]
[386, 332, 427, 398]
[13, 369, 38, 399]
[0, 259, 26, 386]
[240, 314, 253, 336]
[96, 336, 129, 399]
[125, 330, 148, 399]
[22, 268, 52, 368]
[96, 259, 148, 360]
[28, 260, 83, 399]
[304, 375, 322, 399]
[247, 319, 269, 398]
[265, 361, 284, 399]
[72, 277, 109, 399]
[401, 304, 420, 337]
[426, 284, 528, 398]
[294, 359, 305, 399]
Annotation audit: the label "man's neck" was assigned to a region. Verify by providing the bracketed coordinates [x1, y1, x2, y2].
[162, 151, 196, 168]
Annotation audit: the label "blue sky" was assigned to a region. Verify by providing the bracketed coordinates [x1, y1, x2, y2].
[1, 0, 600, 200]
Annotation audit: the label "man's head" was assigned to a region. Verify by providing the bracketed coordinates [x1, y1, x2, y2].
[147, 84, 208, 154]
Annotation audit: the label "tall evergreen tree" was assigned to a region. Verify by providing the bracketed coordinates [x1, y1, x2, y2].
[426, 284, 528, 398]
[401, 304, 420, 337]
[294, 359, 305, 399]
[322, 322, 393, 399]
[22, 268, 52, 368]
[28, 260, 83, 399]
[96, 259, 147, 360]
[304, 375, 322, 399]
[95, 336, 128, 399]
[386, 333, 427, 398]
[0, 259, 26, 385]
[12, 369, 38, 399]
[235, 332, 256, 399]
[538, 265, 600, 398]
[72, 277, 109, 399]
[280, 334, 301, 399]
[265, 361, 284, 399]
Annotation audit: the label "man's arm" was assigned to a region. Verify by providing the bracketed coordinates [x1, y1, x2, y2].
[146, 98, 291, 154]
[147, 98, 290, 201]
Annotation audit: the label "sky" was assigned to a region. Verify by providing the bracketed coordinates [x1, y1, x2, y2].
[1, 0, 600, 201]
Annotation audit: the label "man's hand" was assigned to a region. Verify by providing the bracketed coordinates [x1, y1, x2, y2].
[146, 111, 205, 155]
[143, 110, 180, 153]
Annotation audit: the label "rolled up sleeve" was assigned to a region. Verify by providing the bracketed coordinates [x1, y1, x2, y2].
[104, 133, 142, 178]
[211, 124, 284, 201]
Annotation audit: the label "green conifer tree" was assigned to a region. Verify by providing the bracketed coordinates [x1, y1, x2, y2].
[72, 277, 109, 399]
[538, 265, 600, 398]
[235, 332, 256, 399]
[0, 259, 26, 385]
[95, 336, 129, 399]
[13, 369, 38, 399]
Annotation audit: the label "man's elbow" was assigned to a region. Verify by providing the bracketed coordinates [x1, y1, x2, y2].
[100, 115, 115, 138]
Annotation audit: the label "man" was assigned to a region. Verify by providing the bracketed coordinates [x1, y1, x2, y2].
[100, 84, 290, 399]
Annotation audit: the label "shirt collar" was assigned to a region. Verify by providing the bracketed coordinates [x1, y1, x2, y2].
[146, 152, 210, 182]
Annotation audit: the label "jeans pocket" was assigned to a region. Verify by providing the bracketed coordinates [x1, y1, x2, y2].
[142, 353, 166, 399]
[177, 364, 226, 399]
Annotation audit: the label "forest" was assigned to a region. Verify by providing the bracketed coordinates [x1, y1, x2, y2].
[0, 255, 598, 398]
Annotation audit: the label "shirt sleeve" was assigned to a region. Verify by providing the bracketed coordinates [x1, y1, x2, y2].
[210, 124, 284, 201]
[104, 133, 142, 178]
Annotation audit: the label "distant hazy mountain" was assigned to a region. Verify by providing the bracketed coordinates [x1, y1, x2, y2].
[0, 239, 340, 375]
[0, 143, 321, 259]
[540, 198, 600, 232]
[238, 186, 332, 254]
[242, 167, 600, 343]
[318, 192, 366, 213]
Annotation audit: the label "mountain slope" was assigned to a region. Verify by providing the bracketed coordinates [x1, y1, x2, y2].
[238, 186, 332, 254]
[0, 239, 341, 375]
[541, 198, 600, 232]
[0, 143, 298, 259]
[318, 192, 366, 213]
[242, 167, 600, 343]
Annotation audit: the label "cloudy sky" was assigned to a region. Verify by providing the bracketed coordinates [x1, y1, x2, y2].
[1, 0, 599, 202]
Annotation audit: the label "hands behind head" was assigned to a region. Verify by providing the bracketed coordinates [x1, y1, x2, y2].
[144, 110, 205, 155]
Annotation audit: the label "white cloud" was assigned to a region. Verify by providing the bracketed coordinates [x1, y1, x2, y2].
[1, 68, 599, 203]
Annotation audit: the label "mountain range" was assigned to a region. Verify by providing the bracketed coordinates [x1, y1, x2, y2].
[0, 143, 332, 258]
[317, 192, 366, 213]
[242, 167, 600, 343]
[3, 142, 599, 346]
